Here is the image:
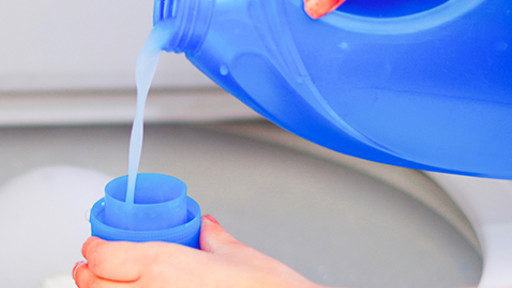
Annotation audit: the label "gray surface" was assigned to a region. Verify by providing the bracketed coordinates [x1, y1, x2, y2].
[0, 123, 481, 287]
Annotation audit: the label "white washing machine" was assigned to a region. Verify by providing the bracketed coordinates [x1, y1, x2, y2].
[0, 2, 510, 288]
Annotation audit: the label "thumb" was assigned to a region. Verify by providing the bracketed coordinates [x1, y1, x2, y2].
[199, 215, 242, 253]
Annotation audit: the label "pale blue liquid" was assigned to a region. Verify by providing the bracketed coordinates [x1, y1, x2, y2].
[126, 24, 171, 203]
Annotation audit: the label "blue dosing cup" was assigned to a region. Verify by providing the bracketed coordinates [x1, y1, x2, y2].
[90, 173, 201, 248]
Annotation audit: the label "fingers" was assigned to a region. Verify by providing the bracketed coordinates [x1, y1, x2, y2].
[80, 237, 201, 282]
[81, 237, 147, 281]
[73, 261, 137, 288]
[81, 236, 100, 258]
[200, 215, 243, 254]
[304, 0, 346, 19]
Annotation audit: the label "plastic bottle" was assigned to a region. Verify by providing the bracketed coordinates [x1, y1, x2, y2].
[153, 0, 512, 179]
[90, 173, 201, 248]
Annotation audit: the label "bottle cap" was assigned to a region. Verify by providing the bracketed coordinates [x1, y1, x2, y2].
[90, 173, 201, 248]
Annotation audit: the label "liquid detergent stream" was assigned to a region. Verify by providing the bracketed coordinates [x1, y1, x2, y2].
[90, 22, 203, 244]
[126, 24, 170, 204]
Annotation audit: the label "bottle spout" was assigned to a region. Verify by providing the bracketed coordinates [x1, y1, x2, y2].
[152, 0, 213, 53]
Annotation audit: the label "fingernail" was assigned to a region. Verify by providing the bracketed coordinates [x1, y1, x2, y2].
[329, 0, 347, 12]
[204, 214, 220, 225]
[73, 261, 86, 279]
[304, 0, 346, 19]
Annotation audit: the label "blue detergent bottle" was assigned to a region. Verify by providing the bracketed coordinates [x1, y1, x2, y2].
[90, 173, 201, 248]
[153, 0, 512, 179]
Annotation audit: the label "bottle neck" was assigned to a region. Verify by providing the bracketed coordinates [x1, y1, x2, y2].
[153, 0, 213, 53]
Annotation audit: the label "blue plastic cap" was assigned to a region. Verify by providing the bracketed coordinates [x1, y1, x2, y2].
[90, 173, 201, 248]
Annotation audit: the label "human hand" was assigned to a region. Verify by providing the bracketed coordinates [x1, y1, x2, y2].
[73, 215, 326, 288]
[304, 0, 347, 19]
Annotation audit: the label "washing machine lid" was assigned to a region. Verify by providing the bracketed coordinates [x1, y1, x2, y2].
[0, 122, 484, 288]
